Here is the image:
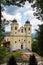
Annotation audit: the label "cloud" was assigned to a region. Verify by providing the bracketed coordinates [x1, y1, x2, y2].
[2, 11, 22, 31]
[30, 18, 43, 33]
[5, 24, 11, 32]
[2, 11, 22, 23]
[24, 1, 31, 8]
[24, 10, 35, 20]
[2, 11, 14, 20]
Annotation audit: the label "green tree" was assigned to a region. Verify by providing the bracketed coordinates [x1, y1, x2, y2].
[0, 6, 7, 64]
[29, 54, 37, 65]
[1, 0, 33, 7]
[32, 0, 43, 20]
[36, 24, 43, 56]
[32, 40, 38, 53]
[0, 46, 6, 64]
[7, 55, 17, 65]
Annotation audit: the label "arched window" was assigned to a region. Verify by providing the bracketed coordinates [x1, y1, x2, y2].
[28, 41, 30, 43]
[21, 29, 23, 32]
[25, 28, 26, 31]
[29, 27, 30, 30]
[15, 27, 17, 30]
[15, 41, 17, 43]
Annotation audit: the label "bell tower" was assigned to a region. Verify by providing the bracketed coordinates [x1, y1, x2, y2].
[24, 20, 32, 50]
[24, 20, 31, 35]
[11, 19, 19, 35]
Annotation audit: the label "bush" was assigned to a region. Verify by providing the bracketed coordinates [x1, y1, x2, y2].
[29, 54, 37, 65]
[7, 55, 17, 65]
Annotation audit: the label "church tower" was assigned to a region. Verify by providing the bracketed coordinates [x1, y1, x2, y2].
[11, 19, 19, 35]
[24, 20, 32, 50]
[10, 19, 19, 50]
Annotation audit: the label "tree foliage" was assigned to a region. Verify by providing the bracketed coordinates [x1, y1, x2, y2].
[7, 55, 17, 65]
[32, 24, 43, 56]
[36, 24, 43, 56]
[1, 0, 33, 7]
[32, 40, 38, 52]
[32, 0, 43, 20]
[29, 54, 37, 65]
[0, 46, 6, 64]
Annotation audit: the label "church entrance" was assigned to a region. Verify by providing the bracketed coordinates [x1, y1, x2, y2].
[21, 45, 23, 49]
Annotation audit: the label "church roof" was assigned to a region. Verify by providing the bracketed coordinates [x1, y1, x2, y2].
[25, 20, 30, 24]
[12, 19, 17, 23]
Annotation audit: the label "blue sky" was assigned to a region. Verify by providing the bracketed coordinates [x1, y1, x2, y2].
[2, 1, 43, 33]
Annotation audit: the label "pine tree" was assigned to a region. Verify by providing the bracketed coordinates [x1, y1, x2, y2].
[29, 54, 37, 65]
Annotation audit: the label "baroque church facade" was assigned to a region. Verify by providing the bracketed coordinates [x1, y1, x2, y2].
[5, 20, 32, 51]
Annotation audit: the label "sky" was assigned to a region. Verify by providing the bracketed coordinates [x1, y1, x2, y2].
[2, 1, 43, 33]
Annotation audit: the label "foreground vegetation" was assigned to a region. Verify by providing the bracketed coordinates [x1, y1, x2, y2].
[32, 24, 43, 57]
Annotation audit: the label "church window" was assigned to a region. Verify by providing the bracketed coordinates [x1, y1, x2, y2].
[15, 27, 17, 30]
[21, 29, 23, 32]
[29, 27, 30, 30]
[15, 41, 17, 43]
[19, 40, 20, 42]
[28, 41, 30, 43]
[25, 28, 26, 31]
[24, 40, 25, 41]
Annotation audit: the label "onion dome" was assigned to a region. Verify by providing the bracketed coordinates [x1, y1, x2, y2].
[25, 20, 30, 24]
[12, 19, 17, 23]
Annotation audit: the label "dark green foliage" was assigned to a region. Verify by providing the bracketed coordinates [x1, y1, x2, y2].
[1, 0, 33, 7]
[36, 24, 43, 56]
[32, 0, 43, 20]
[0, 6, 6, 64]
[32, 24, 43, 56]
[32, 40, 38, 52]
[0, 46, 6, 64]
[29, 54, 37, 65]
[7, 55, 17, 65]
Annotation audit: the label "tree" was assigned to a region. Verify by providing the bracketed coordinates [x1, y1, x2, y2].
[32, 24, 43, 56]
[32, 0, 43, 20]
[1, 0, 33, 7]
[0, 6, 7, 64]
[7, 55, 17, 65]
[32, 40, 38, 53]
[29, 54, 37, 65]
[36, 24, 43, 56]
[0, 46, 6, 64]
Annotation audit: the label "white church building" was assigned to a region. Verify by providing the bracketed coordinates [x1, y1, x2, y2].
[4, 19, 32, 51]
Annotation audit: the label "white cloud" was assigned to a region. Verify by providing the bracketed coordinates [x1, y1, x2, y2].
[2, 11, 22, 31]
[2, 11, 14, 20]
[24, 10, 35, 19]
[5, 24, 11, 32]
[30, 18, 43, 33]
[24, 1, 31, 8]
